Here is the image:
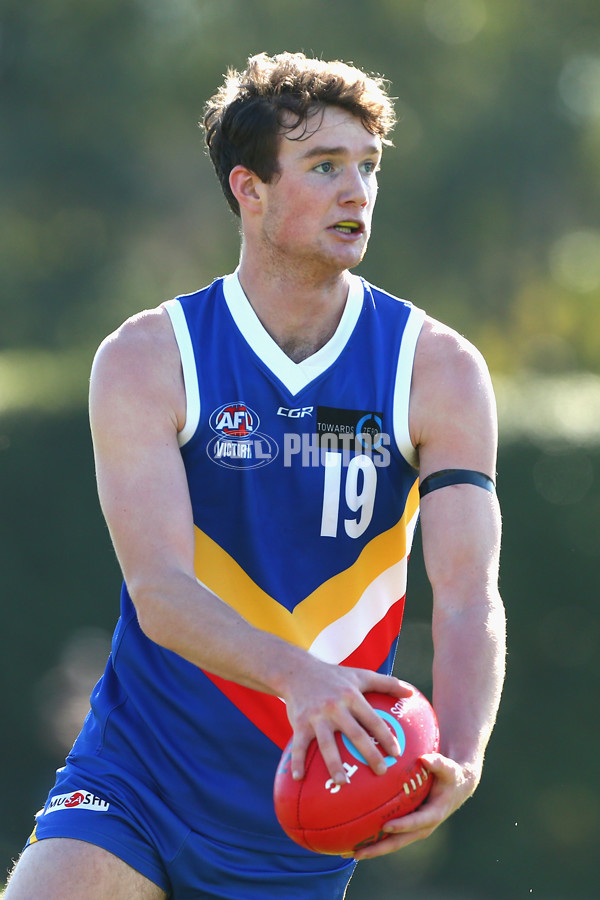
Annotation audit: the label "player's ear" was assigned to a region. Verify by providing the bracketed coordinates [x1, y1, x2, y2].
[229, 165, 264, 215]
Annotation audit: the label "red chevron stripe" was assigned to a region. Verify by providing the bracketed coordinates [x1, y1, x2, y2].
[202, 595, 406, 750]
[203, 672, 292, 749]
[339, 593, 406, 670]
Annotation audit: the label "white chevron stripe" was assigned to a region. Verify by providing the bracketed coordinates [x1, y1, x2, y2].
[307, 507, 420, 663]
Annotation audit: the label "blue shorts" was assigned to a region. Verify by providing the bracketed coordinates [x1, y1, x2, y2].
[28, 761, 356, 899]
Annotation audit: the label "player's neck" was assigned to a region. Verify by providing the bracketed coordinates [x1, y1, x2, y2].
[236, 256, 351, 363]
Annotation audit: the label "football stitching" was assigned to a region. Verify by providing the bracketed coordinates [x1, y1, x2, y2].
[402, 766, 429, 796]
[296, 764, 430, 834]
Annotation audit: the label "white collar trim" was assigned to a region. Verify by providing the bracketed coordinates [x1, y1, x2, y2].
[222, 270, 364, 396]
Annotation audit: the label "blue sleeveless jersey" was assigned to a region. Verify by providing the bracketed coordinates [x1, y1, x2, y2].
[71, 272, 425, 855]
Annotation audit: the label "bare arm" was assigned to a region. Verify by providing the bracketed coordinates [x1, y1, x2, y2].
[354, 317, 506, 859]
[89, 308, 409, 785]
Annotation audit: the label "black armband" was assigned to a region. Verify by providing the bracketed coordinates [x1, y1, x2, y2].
[419, 468, 496, 498]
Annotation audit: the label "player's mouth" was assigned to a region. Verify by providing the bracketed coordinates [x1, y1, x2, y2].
[331, 220, 364, 235]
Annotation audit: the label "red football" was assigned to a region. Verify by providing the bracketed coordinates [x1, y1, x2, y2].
[273, 687, 439, 854]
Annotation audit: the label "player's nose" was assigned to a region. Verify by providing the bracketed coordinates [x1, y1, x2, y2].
[339, 165, 370, 208]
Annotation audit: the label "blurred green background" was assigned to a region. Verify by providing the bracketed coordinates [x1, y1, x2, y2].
[1, 1, 599, 897]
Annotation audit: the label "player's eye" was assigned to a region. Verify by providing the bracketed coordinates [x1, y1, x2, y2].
[362, 160, 380, 175]
[314, 161, 335, 174]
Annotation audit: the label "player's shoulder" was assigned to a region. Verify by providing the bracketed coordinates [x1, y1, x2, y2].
[90, 304, 184, 426]
[92, 305, 177, 382]
[96, 305, 174, 361]
[415, 314, 492, 392]
[410, 314, 496, 447]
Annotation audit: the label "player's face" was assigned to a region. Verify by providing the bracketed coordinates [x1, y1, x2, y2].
[258, 106, 382, 274]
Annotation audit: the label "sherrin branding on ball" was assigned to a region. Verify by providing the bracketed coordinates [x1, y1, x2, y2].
[273, 687, 439, 855]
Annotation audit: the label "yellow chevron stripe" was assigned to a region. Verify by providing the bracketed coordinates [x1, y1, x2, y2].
[193, 480, 419, 648]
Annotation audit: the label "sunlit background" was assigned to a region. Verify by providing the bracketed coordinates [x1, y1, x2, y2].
[1, 1, 599, 897]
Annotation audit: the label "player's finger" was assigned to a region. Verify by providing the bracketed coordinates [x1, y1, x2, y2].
[382, 757, 458, 834]
[383, 801, 439, 834]
[337, 709, 397, 775]
[354, 694, 408, 763]
[352, 822, 435, 859]
[358, 671, 414, 699]
[289, 728, 312, 781]
[313, 721, 348, 785]
[419, 752, 452, 777]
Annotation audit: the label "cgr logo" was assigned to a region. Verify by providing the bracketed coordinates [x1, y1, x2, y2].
[277, 406, 314, 418]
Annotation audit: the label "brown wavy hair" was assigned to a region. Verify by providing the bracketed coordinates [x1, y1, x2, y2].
[202, 52, 396, 216]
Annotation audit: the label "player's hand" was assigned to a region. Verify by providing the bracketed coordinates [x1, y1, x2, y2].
[348, 752, 480, 859]
[283, 661, 413, 786]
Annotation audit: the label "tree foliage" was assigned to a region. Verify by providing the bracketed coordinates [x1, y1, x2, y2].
[1, 3, 599, 897]
[2, 0, 600, 371]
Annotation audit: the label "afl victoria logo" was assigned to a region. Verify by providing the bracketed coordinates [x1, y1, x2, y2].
[207, 402, 278, 469]
[211, 402, 257, 438]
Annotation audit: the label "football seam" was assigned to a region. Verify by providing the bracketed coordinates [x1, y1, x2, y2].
[293, 741, 320, 826]
[294, 764, 430, 834]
